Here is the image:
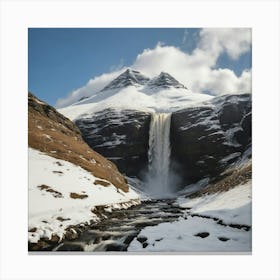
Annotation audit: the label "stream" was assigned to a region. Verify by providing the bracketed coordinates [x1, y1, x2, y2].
[53, 199, 185, 252]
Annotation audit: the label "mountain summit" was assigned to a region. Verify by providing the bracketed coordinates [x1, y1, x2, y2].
[63, 69, 212, 116]
[148, 72, 187, 89]
[74, 69, 189, 106]
[101, 69, 150, 91]
[101, 69, 187, 92]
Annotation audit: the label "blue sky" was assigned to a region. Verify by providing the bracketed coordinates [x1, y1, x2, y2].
[28, 28, 252, 106]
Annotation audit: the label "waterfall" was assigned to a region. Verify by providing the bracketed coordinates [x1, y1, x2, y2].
[146, 113, 172, 197]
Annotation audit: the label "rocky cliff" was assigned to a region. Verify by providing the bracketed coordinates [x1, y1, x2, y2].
[75, 109, 151, 177]
[73, 93, 251, 189]
[170, 94, 251, 186]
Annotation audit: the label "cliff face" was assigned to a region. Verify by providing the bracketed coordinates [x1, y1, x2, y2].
[71, 93, 251, 189]
[170, 94, 251, 186]
[75, 109, 151, 177]
[28, 93, 129, 192]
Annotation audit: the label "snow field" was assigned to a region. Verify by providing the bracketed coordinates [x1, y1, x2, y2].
[28, 148, 140, 243]
[178, 181, 252, 226]
[128, 181, 251, 252]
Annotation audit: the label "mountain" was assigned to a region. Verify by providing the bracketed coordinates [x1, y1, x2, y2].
[71, 93, 251, 184]
[58, 70, 208, 176]
[60, 69, 212, 119]
[28, 93, 140, 250]
[101, 69, 150, 91]
[147, 72, 187, 89]
[58, 69, 251, 185]
[100, 69, 186, 92]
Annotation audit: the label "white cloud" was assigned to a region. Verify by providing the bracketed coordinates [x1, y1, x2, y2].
[56, 28, 251, 108]
[199, 28, 251, 60]
[203, 68, 252, 95]
[56, 70, 124, 107]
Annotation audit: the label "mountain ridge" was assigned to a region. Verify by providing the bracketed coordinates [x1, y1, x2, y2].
[61, 69, 212, 119]
[72, 69, 188, 106]
[147, 72, 187, 90]
[101, 69, 150, 92]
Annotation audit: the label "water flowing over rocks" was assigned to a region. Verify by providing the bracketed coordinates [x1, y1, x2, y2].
[46, 200, 186, 252]
[146, 113, 172, 197]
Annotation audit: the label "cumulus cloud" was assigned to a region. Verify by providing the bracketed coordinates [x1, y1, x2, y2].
[203, 68, 252, 95]
[199, 28, 251, 60]
[56, 28, 251, 108]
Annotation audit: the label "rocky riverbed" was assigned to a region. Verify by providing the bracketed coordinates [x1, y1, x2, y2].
[34, 199, 185, 252]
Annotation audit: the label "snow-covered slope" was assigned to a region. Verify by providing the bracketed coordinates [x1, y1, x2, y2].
[128, 180, 251, 252]
[178, 181, 251, 226]
[28, 93, 141, 249]
[29, 148, 140, 244]
[59, 69, 213, 121]
[28, 92, 129, 192]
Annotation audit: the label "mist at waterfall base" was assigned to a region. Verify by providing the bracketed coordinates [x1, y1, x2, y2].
[144, 112, 181, 199]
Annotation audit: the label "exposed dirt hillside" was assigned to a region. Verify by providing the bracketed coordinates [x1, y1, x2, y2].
[28, 92, 128, 192]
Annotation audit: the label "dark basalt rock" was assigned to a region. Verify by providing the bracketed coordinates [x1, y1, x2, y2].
[142, 242, 149, 248]
[170, 94, 252, 186]
[75, 94, 251, 187]
[136, 236, 148, 243]
[194, 232, 210, 238]
[75, 109, 151, 177]
[218, 237, 230, 242]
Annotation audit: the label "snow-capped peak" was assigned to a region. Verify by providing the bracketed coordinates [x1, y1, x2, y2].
[62, 70, 213, 118]
[148, 72, 187, 89]
[101, 69, 150, 92]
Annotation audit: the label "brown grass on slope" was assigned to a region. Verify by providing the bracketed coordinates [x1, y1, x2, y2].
[189, 162, 252, 198]
[28, 92, 128, 192]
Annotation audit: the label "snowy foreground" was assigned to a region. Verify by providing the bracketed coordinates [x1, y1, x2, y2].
[28, 148, 140, 243]
[128, 181, 251, 252]
[28, 147, 251, 252]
